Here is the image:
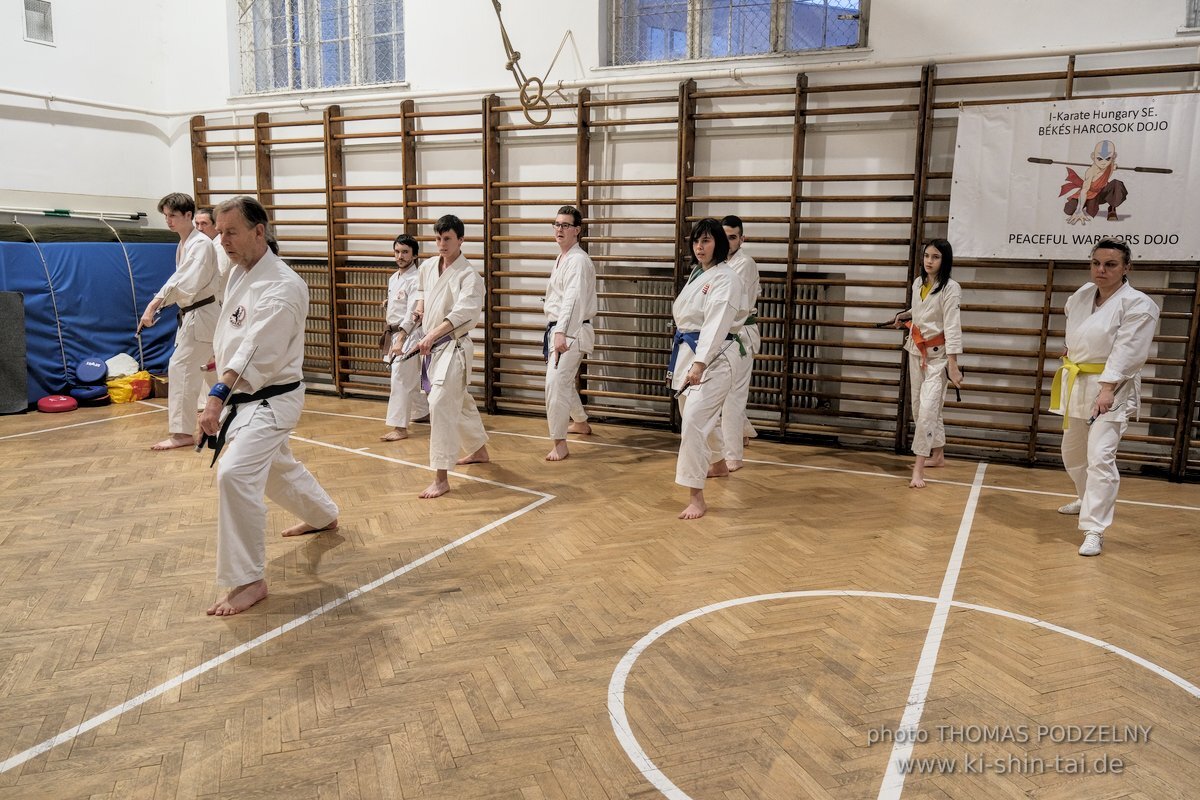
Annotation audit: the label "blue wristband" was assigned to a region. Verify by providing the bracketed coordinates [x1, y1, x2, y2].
[209, 382, 231, 402]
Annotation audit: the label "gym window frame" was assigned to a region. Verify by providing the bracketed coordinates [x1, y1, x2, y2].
[605, 0, 866, 67]
[237, 0, 406, 95]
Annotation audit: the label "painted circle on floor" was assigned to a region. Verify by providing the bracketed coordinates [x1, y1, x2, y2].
[607, 590, 1200, 800]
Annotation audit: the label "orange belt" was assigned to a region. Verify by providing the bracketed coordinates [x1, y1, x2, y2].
[905, 321, 946, 369]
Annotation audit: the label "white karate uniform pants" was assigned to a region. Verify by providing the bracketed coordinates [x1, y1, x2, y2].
[168, 315, 210, 435]
[675, 357, 734, 489]
[385, 339, 429, 428]
[216, 402, 339, 587]
[1061, 414, 1127, 533]
[545, 344, 588, 440]
[428, 343, 488, 471]
[908, 351, 949, 458]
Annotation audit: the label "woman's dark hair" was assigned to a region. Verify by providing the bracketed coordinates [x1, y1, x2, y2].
[921, 238, 954, 295]
[689, 218, 730, 267]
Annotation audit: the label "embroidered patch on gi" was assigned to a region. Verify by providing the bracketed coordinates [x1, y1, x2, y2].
[702, 283, 711, 294]
[229, 305, 247, 328]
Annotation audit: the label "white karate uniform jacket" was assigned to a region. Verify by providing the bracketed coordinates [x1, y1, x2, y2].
[417, 252, 484, 386]
[387, 266, 424, 347]
[670, 263, 747, 392]
[156, 228, 223, 343]
[1058, 281, 1159, 422]
[544, 244, 598, 355]
[904, 277, 963, 360]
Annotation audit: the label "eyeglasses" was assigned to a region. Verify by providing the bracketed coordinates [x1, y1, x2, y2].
[551, 222, 578, 230]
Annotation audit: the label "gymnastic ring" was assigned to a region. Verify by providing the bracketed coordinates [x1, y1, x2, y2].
[522, 97, 552, 127]
[520, 76, 545, 107]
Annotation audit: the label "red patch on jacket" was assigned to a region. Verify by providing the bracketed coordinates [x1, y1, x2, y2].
[701, 283, 711, 294]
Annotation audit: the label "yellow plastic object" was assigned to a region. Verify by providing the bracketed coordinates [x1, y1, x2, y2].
[107, 370, 152, 403]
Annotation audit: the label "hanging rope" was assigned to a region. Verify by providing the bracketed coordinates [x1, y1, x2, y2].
[489, 0, 553, 126]
[14, 220, 71, 385]
[96, 216, 147, 369]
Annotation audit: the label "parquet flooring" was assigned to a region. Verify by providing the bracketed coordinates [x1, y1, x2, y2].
[0, 395, 1197, 799]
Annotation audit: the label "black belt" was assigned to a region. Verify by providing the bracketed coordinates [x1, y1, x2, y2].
[204, 381, 302, 467]
[542, 319, 592, 361]
[179, 295, 216, 317]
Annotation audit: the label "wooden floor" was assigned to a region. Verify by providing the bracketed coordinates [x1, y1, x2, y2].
[1, 394, 1197, 800]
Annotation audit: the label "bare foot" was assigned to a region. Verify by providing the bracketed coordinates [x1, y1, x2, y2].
[545, 441, 569, 461]
[726, 459, 744, 472]
[743, 436, 749, 447]
[379, 428, 409, 442]
[679, 489, 707, 519]
[909, 453, 930, 487]
[206, 580, 268, 616]
[151, 434, 195, 451]
[281, 518, 338, 537]
[411, 415, 430, 424]
[926, 450, 945, 468]
[456, 445, 490, 465]
[419, 478, 450, 499]
[567, 421, 592, 435]
[707, 460, 730, 478]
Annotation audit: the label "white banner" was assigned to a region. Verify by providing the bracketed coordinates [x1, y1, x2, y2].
[948, 94, 1200, 260]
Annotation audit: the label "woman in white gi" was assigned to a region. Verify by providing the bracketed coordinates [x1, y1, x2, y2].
[200, 197, 339, 616]
[891, 239, 964, 488]
[671, 218, 747, 519]
[1051, 239, 1159, 557]
[380, 234, 429, 441]
[544, 205, 597, 461]
[414, 215, 490, 499]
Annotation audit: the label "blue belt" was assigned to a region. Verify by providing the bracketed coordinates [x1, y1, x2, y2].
[668, 329, 744, 378]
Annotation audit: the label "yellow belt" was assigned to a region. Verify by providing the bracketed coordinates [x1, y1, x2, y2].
[1049, 357, 1105, 429]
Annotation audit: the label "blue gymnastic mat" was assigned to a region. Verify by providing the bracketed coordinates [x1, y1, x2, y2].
[0, 242, 177, 403]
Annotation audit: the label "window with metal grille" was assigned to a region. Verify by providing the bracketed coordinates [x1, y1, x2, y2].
[1189, 0, 1200, 28]
[237, 0, 404, 94]
[24, 0, 54, 44]
[609, 0, 863, 65]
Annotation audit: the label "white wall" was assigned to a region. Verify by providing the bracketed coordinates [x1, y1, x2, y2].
[2, 0, 1198, 222]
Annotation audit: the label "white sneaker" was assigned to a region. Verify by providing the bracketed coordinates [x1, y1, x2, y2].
[1057, 499, 1082, 515]
[1078, 531, 1104, 557]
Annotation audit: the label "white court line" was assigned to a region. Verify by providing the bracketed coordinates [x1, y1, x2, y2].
[0, 407, 165, 441]
[877, 461, 987, 800]
[607, 588, 1200, 800]
[304, 408, 1200, 513]
[0, 431, 553, 775]
[291, 435, 547, 497]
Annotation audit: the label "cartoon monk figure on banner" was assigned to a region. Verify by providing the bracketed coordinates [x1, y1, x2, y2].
[1027, 141, 1171, 226]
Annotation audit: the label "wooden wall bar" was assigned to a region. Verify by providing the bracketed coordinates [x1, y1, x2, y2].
[191, 48, 1200, 480]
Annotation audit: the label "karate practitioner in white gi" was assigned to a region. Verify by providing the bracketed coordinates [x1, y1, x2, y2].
[380, 234, 429, 441]
[141, 193, 223, 451]
[1050, 239, 1159, 557]
[413, 215, 490, 499]
[890, 239, 964, 488]
[195, 206, 233, 299]
[199, 196, 339, 616]
[671, 219, 748, 519]
[543, 205, 597, 461]
[713, 215, 761, 471]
